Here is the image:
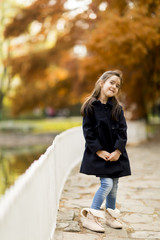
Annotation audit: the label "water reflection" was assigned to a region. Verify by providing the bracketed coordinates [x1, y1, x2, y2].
[0, 145, 47, 197]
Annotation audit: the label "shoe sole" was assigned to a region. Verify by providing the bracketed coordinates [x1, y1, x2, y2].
[105, 223, 122, 229]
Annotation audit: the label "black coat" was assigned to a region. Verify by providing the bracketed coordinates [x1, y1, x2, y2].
[80, 98, 131, 178]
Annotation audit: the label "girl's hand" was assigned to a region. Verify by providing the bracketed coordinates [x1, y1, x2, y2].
[108, 150, 121, 161]
[96, 150, 110, 161]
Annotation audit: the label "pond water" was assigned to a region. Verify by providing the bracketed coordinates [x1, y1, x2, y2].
[0, 145, 48, 198]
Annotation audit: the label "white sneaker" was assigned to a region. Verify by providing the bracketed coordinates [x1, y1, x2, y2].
[104, 208, 122, 229]
[81, 208, 105, 233]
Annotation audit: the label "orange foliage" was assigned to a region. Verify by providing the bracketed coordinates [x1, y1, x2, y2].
[4, 0, 160, 119]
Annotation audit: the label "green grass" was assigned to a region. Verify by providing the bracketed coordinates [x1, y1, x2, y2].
[0, 117, 82, 134]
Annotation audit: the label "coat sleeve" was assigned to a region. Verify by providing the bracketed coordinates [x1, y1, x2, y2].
[113, 108, 127, 153]
[83, 110, 103, 154]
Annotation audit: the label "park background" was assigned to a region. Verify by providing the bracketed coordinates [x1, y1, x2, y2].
[0, 0, 160, 197]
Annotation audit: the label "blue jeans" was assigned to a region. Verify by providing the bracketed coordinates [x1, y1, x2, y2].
[91, 177, 119, 210]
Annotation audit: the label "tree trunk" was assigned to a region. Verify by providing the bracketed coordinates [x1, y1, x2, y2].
[0, 91, 4, 120]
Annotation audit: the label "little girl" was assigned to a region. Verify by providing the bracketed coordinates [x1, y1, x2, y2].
[80, 70, 131, 232]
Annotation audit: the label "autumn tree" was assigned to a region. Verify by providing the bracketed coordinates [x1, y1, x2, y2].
[0, 0, 14, 119]
[3, 0, 160, 119]
[81, 0, 160, 119]
[3, 0, 90, 115]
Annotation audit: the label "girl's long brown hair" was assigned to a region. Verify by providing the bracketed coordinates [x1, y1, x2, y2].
[80, 70, 123, 121]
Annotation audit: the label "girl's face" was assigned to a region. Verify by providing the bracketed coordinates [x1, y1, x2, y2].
[100, 75, 121, 98]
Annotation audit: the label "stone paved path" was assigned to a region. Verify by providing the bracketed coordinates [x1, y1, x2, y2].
[53, 136, 160, 240]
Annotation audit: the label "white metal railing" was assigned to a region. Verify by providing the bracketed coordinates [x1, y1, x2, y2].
[127, 120, 147, 144]
[0, 126, 85, 240]
[0, 121, 147, 240]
